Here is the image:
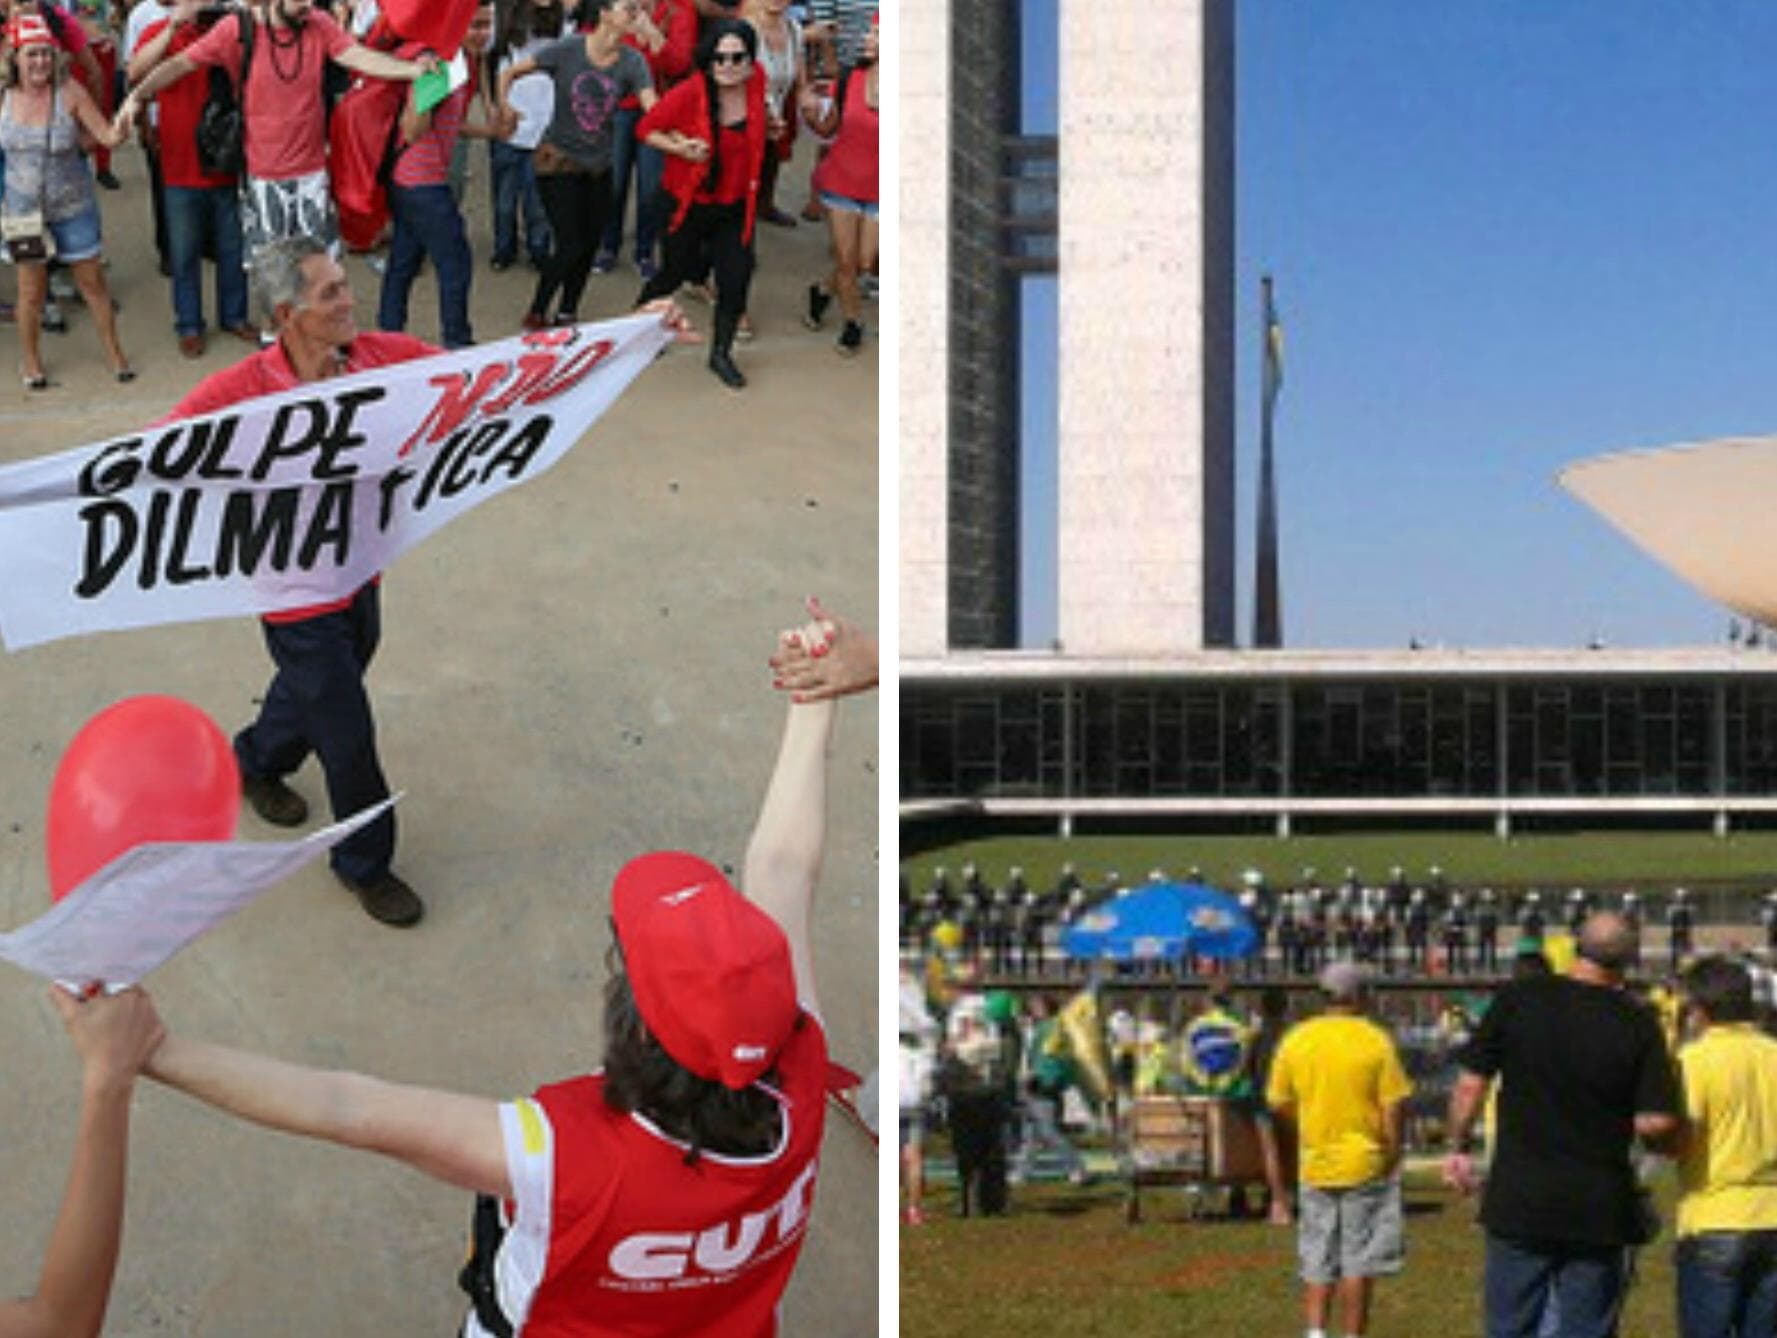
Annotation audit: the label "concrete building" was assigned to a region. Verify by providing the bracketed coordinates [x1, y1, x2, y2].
[898, 3, 1777, 835]
[900, 0, 1236, 656]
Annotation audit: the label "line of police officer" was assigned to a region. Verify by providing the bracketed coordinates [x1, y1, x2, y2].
[900, 863, 1777, 977]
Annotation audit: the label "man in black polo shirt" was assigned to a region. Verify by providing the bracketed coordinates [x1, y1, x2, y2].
[1443, 913, 1679, 1338]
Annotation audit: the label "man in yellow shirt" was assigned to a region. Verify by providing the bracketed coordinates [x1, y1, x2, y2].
[1267, 961, 1413, 1338]
[1674, 955, 1777, 1337]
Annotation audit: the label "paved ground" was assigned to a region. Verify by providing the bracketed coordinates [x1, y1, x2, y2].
[0, 145, 878, 1334]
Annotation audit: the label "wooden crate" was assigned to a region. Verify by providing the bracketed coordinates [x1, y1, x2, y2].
[1123, 1096, 1268, 1222]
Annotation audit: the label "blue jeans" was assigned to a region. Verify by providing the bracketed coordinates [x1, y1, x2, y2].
[489, 140, 549, 264]
[377, 182, 473, 349]
[163, 186, 247, 336]
[601, 105, 662, 262]
[1677, 1231, 1777, 1338]
[238, 585, 394, 885]
[1484, 1233, 1632, 1338]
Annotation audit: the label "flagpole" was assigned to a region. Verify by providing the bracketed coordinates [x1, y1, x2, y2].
[1254, 275, 1283, 648]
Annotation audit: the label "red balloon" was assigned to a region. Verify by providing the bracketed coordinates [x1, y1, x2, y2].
[46, 696, 239, 901]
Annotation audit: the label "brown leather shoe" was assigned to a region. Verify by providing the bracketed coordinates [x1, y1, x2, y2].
[225, 322, 261, 344]
[242, 775, 308, 827]
[178, 332, 205, 359]
[337, 871, 424, 927]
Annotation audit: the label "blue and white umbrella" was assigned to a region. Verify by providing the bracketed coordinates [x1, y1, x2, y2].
[1060, 881, 1258, 963]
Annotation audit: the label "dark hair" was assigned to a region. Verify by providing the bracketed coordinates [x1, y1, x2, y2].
[1510, 949, 1552, 981]
[1258, 986, 1289, 1020]
[693, 19, 756, 192]
[499, 0, 563, 54]
[1683, 955, 1756, 1024]
[600, 961, 787, 1165]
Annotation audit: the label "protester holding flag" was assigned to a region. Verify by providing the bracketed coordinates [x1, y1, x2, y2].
[127, 603, 867, 1336]
[2, 10, 134, 389]
[0, 987, 164, 1338]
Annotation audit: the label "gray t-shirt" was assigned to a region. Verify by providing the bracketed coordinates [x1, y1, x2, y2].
[532, 37, 650, 173]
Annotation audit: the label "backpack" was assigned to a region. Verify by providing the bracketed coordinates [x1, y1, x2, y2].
[194, 11, 255, 179]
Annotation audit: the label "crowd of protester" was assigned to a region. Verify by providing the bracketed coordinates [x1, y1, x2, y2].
[0, 0, 879, 388]
[903, 883, 1777, 1338]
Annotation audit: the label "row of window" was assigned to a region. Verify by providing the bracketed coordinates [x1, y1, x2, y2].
[901, 680, 1777, 800]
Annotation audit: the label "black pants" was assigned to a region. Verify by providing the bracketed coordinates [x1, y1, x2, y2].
[531, 169, 612, 320]
[637, 198, 754, 322]
[235, 584, 394, 884]
[948, 1090, 1011, 1216]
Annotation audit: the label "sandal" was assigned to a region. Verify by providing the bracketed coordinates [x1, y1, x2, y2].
[114, 366, 136, 383]
[23, 370, 49, 391]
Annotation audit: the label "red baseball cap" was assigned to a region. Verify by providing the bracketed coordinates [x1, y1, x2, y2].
[611, 851, 801, 1090]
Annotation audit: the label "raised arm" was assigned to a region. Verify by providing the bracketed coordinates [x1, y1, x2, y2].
[145, 1033, 510, 1198]
[0, 988, 164, 1338]
[743, 692, 835, 1016]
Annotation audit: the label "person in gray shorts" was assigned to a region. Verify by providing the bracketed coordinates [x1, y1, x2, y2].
[1298, 1176, 1406, 1289]
[1267, 961, 1412, 1338]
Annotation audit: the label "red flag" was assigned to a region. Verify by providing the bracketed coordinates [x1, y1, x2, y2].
[370, 0, 477, 57]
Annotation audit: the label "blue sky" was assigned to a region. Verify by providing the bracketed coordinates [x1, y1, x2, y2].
[1016, 1, 1777, 649]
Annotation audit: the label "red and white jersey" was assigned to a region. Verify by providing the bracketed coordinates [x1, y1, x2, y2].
[467, 1016, 828, 1337]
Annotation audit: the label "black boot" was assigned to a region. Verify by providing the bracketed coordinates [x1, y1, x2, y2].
[709, 310, 746, 389]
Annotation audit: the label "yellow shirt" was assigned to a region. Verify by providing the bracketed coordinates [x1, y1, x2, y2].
[1266, 1013, 1413, 1189]
[1677, 1023, 1777, 1237]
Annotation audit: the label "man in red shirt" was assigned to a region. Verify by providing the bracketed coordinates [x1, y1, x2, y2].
[115, 0, 436, 263]
[129, 609, 871, 1336]
[127, 0, 258, 358]
[165, 234, 438, 925]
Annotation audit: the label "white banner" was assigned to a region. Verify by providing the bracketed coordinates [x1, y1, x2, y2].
[0, 315, 672, 649]
[0, 799, 395, 987]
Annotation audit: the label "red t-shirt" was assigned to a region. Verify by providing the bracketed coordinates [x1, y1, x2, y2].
[183, 10, 354, 180]
[140, 18, 235, 189]
[695, 120, 750, 206]
[163, 331, 438, 621]
[811, 67, 876, 204]
[392, 82, 469, 188]
[485, 1015, 829, 1337]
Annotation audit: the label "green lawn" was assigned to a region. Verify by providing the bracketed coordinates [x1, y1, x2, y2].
[901, 830, 1777, 894]
[900, 1171, 1680, 1337]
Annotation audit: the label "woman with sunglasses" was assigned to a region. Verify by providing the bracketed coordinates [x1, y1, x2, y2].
[633, 18, 766, 389]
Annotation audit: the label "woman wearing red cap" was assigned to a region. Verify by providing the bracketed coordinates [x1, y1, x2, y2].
[119, 605, 875, 1336]
[1, 10, 133, 388]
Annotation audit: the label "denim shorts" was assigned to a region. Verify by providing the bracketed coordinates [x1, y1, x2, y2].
[48, 205, 103, 263]
[819, 189, 878, 219]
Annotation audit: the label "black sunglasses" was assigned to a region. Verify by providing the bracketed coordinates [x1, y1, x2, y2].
[711, 49, 751, 65]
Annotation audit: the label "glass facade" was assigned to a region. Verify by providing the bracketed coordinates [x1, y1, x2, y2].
[902, 676, 1777, 803]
